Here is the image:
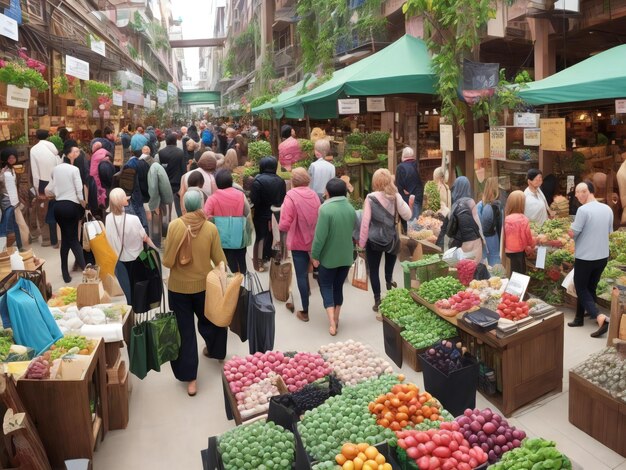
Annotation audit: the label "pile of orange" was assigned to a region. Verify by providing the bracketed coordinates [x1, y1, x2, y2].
[335, 443, 392, 470]
[368, 383, 444, 430]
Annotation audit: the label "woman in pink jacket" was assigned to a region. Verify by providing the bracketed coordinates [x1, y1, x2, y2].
[278, 125, 302, 171]
[204, 169, 250, 273]
[89, 142, 111, 208]
[278, 168, 320, 321]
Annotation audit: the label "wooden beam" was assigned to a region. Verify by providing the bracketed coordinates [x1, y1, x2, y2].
[169, 38, 226, 48]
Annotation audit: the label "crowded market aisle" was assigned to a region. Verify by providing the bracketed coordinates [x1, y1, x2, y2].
[27, 245, 622, 470]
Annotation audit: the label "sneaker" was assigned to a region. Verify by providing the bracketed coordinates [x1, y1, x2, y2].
[372, 299, 381, 312]
[296, 311, 309, 322]
[386, 281, 397, 290]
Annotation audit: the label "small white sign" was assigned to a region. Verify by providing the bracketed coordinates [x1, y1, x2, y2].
[90, 38, 106, 57]
[0, 12, 18, 41]
[489, 127, 507, 160]
[144, 94, 151, 109]
[65, 55, 89, 80]
[514, 112, 540, 128]
[523, 128, 541, 146]
[440, 124, 454, 151]
[157, 89, 167, 105]
[567, 175, 575, 194]
[535, 246, 547, 269]
[338, 98, 360, 115]
[112, 91, 123, 106]
[123, 89, 143, 106]
[616, 99, 626, 114]
[167, 82, 178, 98]
[505, 272, 531, 300]
[366, 97, 385, 112]
[6, 84, 30, 109]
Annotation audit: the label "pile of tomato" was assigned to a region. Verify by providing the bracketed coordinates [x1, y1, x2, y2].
[496, 293, 529, 321]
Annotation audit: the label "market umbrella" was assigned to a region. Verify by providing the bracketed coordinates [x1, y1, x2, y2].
[251, 74, 314, 115]
[271, 34, 436, 119]
[519, 44, 626, 105]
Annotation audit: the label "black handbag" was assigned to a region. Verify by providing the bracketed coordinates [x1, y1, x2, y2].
[132, 245, 163, 313]
[229, 284, 249, 342]
[246, 272, 275, 354]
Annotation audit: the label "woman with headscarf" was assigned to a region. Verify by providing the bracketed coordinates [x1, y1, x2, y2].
[179, 152, 218, 213]
[278, 125, 302, 171]
[90, 141, 112, 210]
[278, 168, 320, 321]
[163, 190, 227, 396]
[446, 176, 485, 261]
[250, 157, 286, 271]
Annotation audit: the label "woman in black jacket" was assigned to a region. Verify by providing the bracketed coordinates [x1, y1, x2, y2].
[446, 176, 485, 262]
[250, 156, 286, 271]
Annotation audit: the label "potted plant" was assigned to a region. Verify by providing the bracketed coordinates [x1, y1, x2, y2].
[0, 59, 49, 92]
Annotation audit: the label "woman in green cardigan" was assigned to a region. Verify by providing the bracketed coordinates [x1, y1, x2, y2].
[311, 178, 356, 336]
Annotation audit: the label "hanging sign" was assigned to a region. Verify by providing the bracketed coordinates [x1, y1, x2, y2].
[514, 112, 540, 128]
[616, 99, 626, 114]
[65, 55, 89, 80]
[489, 127, 506, 160]
[366, 97, 385, 112]
[338, 98, 360, 115]
[123, 89, 143, 106]
[504, 272, 531, 299]
[6, 84, 30, 109]
[90, 38, 106, 57]
[440, 124, 454, 151]
[540, 118, 566, 151]
[157, 89, 167, 105]
[474, 132, 489, 159]
[0, 12, 18, 40]
[112, 91, 123, 106]
[523, 128, 541, 146]
[167, 82, 178, 98]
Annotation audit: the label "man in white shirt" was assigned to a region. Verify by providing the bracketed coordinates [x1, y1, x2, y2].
[30, 129, 61, 246]
[309, 139, 336, 200]
[523, 169, 553, 226]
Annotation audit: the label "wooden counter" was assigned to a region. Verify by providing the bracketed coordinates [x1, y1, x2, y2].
[17, 339, 108, 469]
[411, 293, 564, 416]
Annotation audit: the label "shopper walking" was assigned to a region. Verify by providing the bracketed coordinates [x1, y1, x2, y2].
[120, 125, 133, 163]
[524, 169, 553, 226]
[31, 129, 61, 247]
[312, 178, 356, 336]
[278, 125, 302, 171]
[180, 152, 217, 207]
[501, 190, 534, 276]
[157, 133, 187, 217]
[90, 141, 113, 211]
[45, 145, 86, 283]
[120, 151, 150, 231]
[477, 176, 502, 266]
[446, 176, 484, 261]
[278, 168, 320, 322]
[142, 149, 173, 248]
[309, 139, 336, 201]
[204, 169, 250, 274]
[395, 147, 424, 221]
[359, 169, 412, 316]
[0, 148, 29, 250]
[130, 125, 149, 157]
[163, 190, 227, 396]
[250, 156, 286, 272]
[105, 188, 157, 305]
[568, 181, 613, 337]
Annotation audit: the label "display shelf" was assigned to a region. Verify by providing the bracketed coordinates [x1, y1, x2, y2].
[410, 294, 564, 416]
[569, 371, 626, 457]
[16, 339, 108, 469]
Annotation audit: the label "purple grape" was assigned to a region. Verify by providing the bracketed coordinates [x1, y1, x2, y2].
[488, 450, 497, 462]
[494, 445, 502, 455]
[501, 445, 509, 453]
[511, 439, 521, 448]
[481, 443, 489, 452]
[468, 435, 478, 444]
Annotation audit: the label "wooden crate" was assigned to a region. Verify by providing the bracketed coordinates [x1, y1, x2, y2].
[569, 371, 626, 457]
[382, 316, 403, 368]
[401, 339, 427, 372]
[107, 368, 129, 431]
[104, 342, 121, 369]
[106, 356, 126, 385]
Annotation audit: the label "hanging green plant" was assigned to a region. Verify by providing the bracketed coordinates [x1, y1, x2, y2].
[83, 80, 112, 99]
[127, 44, 139, 60]
[0, 60, 48, 92]
[52, 75, 70, 95]
[143, 78, 157, 95]
[471, 69, 532, 125]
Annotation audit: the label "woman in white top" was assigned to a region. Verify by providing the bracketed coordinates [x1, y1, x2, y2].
[45, 145, 86, 283]
[0, 148, 30, 251]
[105, 188, 156, 304]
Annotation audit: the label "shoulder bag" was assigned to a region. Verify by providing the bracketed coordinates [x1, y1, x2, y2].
[367, 195, 401, 255]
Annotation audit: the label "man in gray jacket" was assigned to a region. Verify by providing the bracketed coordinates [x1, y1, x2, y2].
[140, 146, 173, 247]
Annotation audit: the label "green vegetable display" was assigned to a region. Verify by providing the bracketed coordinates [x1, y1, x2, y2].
[609, 231, 626, 263]
[299, 375, 400, 462]
[379, 289, 421, 326]
[487, 438, 572, 470]
[424, 181, 441, 212]
[400, 308, 458, 349]
[218, 420, 295, 469]
[0, 334, 13, 361]
[418, 276, 463, 303]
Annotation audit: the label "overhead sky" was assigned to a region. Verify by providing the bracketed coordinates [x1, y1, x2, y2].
[171, 0, 207, 82]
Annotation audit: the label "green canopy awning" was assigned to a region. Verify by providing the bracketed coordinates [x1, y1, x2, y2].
[267, 35, 435, 119]
[179, 91, 221, 105]
[519, 44, 626, 105]
[251, 75, 314, 114]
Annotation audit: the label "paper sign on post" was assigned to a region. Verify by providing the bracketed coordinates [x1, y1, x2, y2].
[616, 99, 626, 114]
[338, 98, 360, 115]
[366, 97, 385, 112]
[6, 84, 30, 109]
[535, 246, 547, 269]
[112, 91, 123, 106]
[65, 55, 89, 80]
[90, 38, 106, 57]
[489, 127, 506, 160]
[540, 118, 566, 151]
[523, 128, 541, 146]
[0, 12, 18, 41]
[440, 124, 454, 151]
[514, 112, 540, 128]
[505, 272, 531, 300]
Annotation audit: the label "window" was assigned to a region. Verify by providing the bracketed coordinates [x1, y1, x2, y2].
[274, 29, 291, 51]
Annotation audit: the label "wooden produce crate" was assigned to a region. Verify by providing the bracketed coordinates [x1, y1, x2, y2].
[569, 371, 626, 457]
[401, 339, 428, 372]
[17, 339, 108, 468]
[107, 366, 129, 431]
[382, 316, 403, 368]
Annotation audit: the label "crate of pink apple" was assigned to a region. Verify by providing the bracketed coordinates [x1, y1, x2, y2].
[435, 290, 482, 318]
[223, 351, 331, 421]
[496, 293, 529, 321]
[455, 408, 526, 464]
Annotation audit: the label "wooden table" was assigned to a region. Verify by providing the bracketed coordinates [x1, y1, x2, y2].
[412, 293, 564, 416]
[17, 339, 108, 469]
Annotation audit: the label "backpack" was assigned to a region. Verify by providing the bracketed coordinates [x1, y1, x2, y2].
[118, 167, 136, 196]
[367, 195, 400, 254]
[488, 201, 502, 237]
[97, 157, 115, 189]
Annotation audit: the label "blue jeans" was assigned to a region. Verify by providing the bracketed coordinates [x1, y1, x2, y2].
[0, 206, 22, 249]
[483, 234, 501, 266]
[292, 251, 310, 312]
[317, 264, 350, 309]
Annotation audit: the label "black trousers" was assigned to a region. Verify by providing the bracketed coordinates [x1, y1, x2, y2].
[506, 252, 526, 276]
[53, 200, 86, 276]
[573, 257, 608, 321]
[224, 248, 247, 274]
[169, 290, 227, 382]
[366, 241, 396, 301]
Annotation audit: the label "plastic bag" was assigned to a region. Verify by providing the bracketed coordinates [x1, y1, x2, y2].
[442, 247, 474, 267]
[351, 252, 368, 291]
